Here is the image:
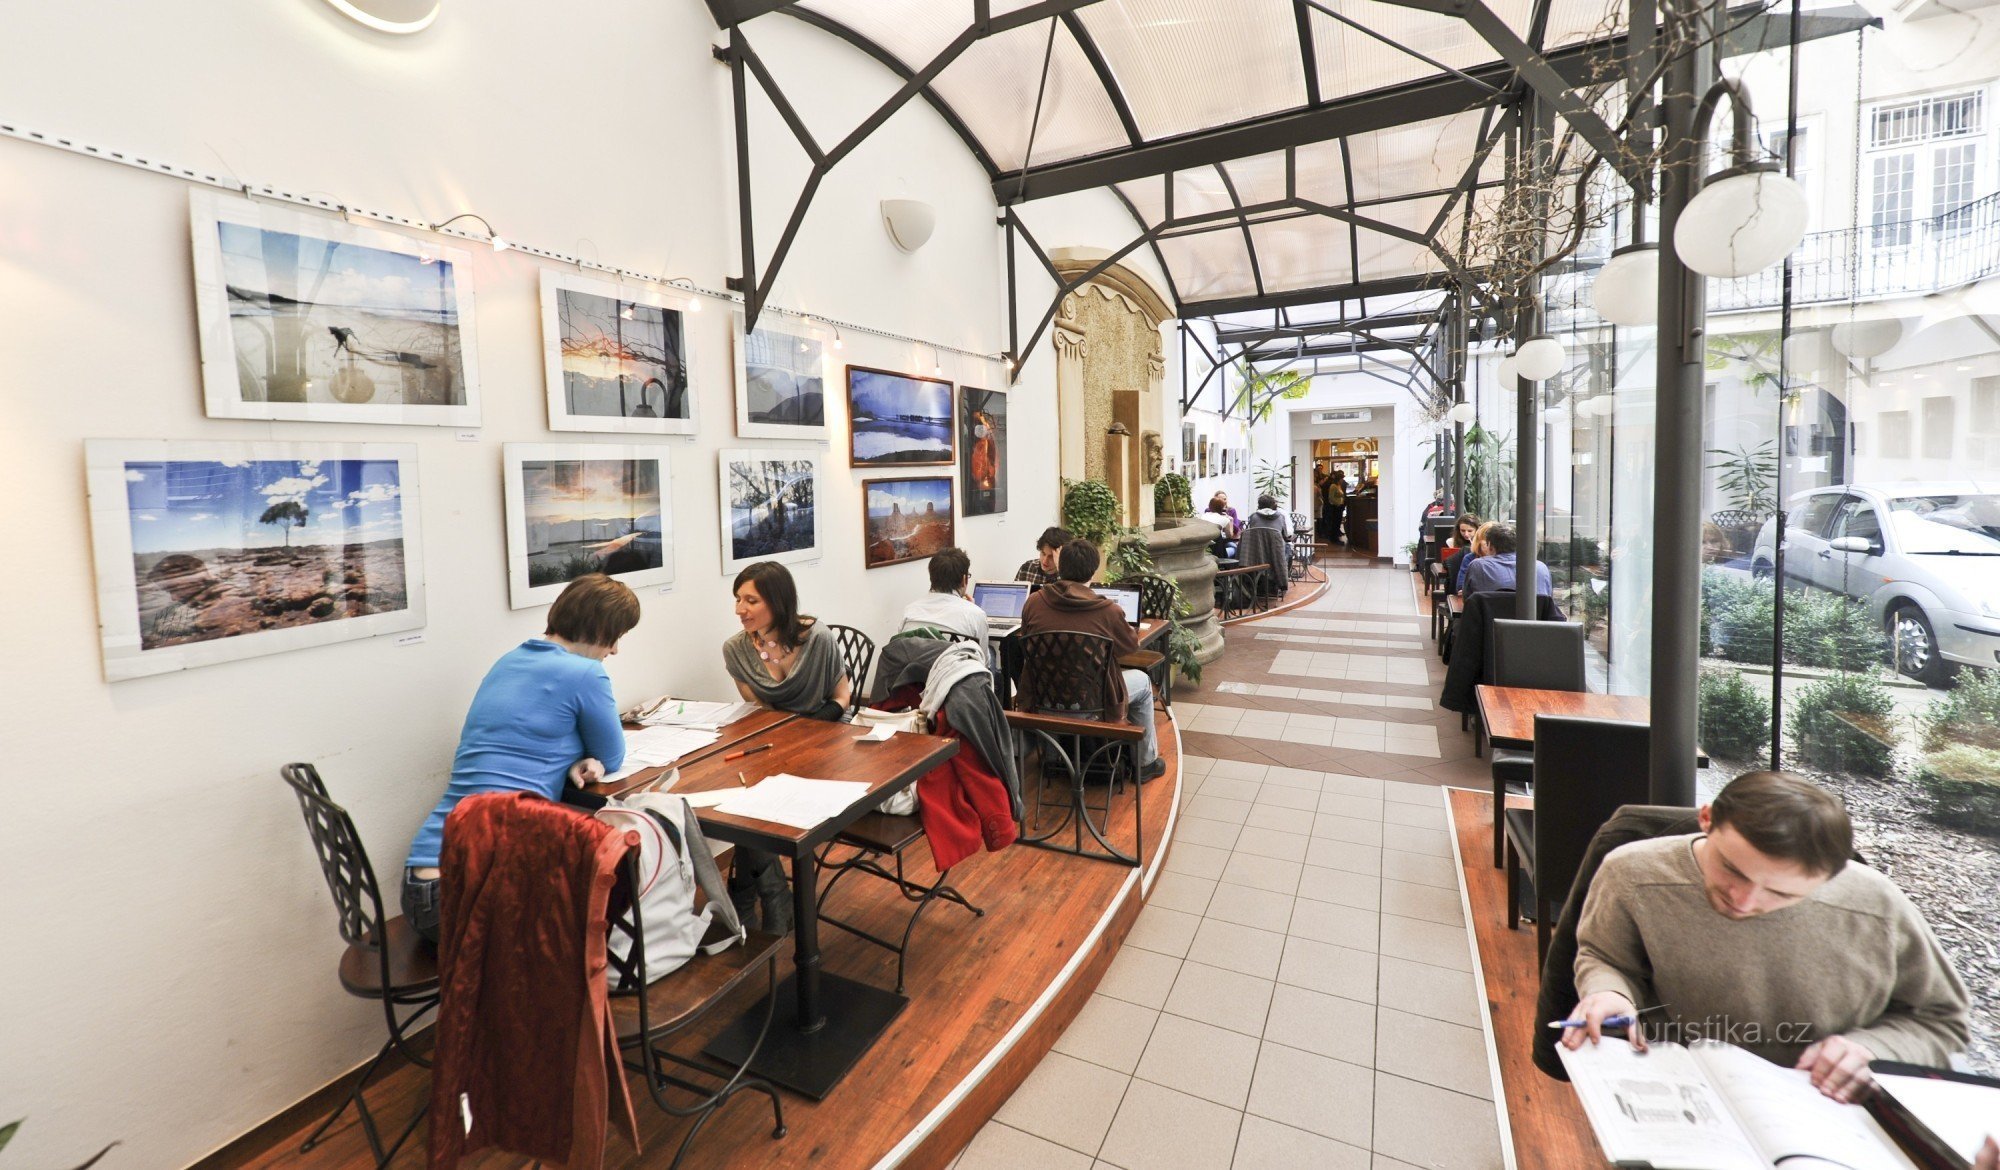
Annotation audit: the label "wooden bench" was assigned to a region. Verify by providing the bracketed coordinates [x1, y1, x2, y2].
[1214, 565, 1272, 620]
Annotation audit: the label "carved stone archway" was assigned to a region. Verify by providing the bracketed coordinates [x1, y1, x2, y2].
[1049, 250, 1172, 527]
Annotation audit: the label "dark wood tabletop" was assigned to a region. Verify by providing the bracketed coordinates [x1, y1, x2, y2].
[1475, 686, 1652, 750]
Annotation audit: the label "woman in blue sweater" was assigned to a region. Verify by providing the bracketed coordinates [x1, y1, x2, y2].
[402, 573, 641, 943]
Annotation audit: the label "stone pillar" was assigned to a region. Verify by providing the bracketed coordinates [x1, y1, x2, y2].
[1147, 518, 1224, 666]
[1054, 301, 1088, 482]
[1105, 421, 1132, 526]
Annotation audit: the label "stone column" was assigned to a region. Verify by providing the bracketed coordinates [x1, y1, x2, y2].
[1147, 518, 1224, 666]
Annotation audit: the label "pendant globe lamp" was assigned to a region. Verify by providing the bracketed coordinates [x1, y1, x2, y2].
[1448, 401, 1477, 425]
[1672, 79, 1809, 279]
[1515, 334, 1566, 381]
[1590, 242, 1660, 326]
[1495, 352, 1520, 387]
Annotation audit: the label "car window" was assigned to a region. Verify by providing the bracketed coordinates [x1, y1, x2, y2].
[1791, 493, 1843, 535]
[1830, 498, 1883, 547]
[1887, 493, 2000, 554]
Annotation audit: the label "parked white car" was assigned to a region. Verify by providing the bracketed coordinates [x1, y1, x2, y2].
[1751, 482, 2000, 685]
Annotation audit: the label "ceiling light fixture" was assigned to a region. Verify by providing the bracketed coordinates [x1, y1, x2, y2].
[320, 0, 441, 35]
[1672, 79, 1810, 279]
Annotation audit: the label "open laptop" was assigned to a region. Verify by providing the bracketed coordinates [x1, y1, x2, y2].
[972, 581, 1032, 630]
[1090, 584, 1143, 627]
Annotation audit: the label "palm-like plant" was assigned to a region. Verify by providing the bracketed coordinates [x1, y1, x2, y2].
[1706, 440, 1778, 517]
[1252, 460, 1291, 502]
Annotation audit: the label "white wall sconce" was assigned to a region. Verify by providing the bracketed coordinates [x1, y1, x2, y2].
[321, 0, 441, 34]
[881, 199, 936, 253]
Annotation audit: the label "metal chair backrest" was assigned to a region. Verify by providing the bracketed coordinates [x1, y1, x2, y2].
[1134, 573, 1178, 621]
[1017, 630, 1118, 715]
[281, 763, 388, 953]
[826, 623, 877, 712]
[1531, 716, 1652, 908]
[1491, 619, 1586, 692]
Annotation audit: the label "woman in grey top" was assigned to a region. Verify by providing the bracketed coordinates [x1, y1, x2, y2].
[720, 561, 853, 932]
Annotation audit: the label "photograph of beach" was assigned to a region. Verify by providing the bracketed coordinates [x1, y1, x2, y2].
[736, 315, 827, 438]
[863, 477, 954, 569]
[847, 366, 954, 466]
[959, 385, 1006, 516]
[548, 277, 690, 429]
[121, 457, 411, 653]
[518, 457, 664, 583]
[721, 449, 820, 572]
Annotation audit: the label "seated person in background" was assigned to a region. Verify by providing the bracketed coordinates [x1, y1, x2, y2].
[1016, 540, 1165, 782]
[1204, 492, 1243, 537]
[402, 573, 639, 944]
[1458, 521, 1552, 597]
[721, 560, 853, 933]
[1564, 771, 1970, 1103]
[1440, 512, 1481, 581]
[1014, 525, 1071, 587]
[899, 546, 988, 645]
[1452, 519, 1488, 595]
[1241, 493, 1294, 540]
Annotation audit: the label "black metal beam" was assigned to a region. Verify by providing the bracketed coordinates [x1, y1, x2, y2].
[704, 0, 799, 28]
[1064, 12, 1142, 145]
[1215, 163, 1267, 299]
[1183, 271, 1459, 317]
[1216, 311, 1439, 343]
[1293, 1, 1321, 107]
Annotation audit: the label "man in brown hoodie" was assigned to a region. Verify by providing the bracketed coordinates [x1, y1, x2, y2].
[1016, 539, 1164, 780]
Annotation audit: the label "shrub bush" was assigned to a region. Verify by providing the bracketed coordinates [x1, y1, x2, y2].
[1153, 472, 1193, 519]
[1060, 478, 1121, 548]
[1699, 670, 1770, 761]
[1788, 671, 1898, 778]
[1912, 744, 2000, 836]
[1709, 581, 1775, 664]
[1921, 668, 2000, 753]
[1783, 590, 1887, 670]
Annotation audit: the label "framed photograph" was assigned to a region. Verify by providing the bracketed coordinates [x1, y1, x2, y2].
[1181, 422, 1196, 464]
[734, 312, 830, 440]
[538, 271, 694, 435]
[189, 191, 480, 426]
[719, 448, 821, 574]
[1196, 434, 1210, 477]
[959, 385, 1007, 516]
[502, 444, 672, 609]
[863, 476, 954, 570]
[84, 439, 425, 681]
[848, 366, 954, 467]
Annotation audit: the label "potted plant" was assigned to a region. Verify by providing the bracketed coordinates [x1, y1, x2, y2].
[1060, 478, 1121, 548]
[1252, 460, 1291, 504]
[1153, 471, 1193, 520]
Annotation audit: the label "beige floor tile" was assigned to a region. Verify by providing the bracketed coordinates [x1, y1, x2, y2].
[1318, 792, 1387, 821]
[1242, 804, 1303, 833]
[1148, 871, 1217, 916]
[1181, 755, 1217, 777]
[1263, 982, 1376, 1067]
[1053, 993, 1162, 1075]
[1380, 878, 1464, 926]
[1184, 795, 1252, 826]
[1262, 765, 1323, 790]
[1287, 898, 1381, 951]
[1313, 813, 1386, 846]
[1380, 848, 1458, 890]
[1321, 773, 1386, 798]
[1165, 959, 1276, 1038]
[1252, 784, 1319, 811]
[1376, 956, 1482, 1029]
[1135, 1012, 1262, 1109]
[1204, 881, 1296, 933]
[1186, 918, 1288, 979]
[1128, 904, 1202, 958]
[1374, 1007, 1494, 1100]
[1307, 838, 1382, 876]
[1207, 759, 1270, 781]
[1370, 1073, 1503, 1170]
[994, 1050, 1131, 1155]
[1173, 815, 1242, 852]
[1296, 864, 1382, 910]
[1245, 1042, 1374, 1146]
[1097, 1079, 1243, 1170]
[1379, 914, 1473, 973]
[1380, 824, 1454, 858]
[1382, 800, 1447, 829]
[1232, 826, 1311, 863]
[1098, 945, 1183, 1009]
[1220, 851, 1304, 894]
[1163, 840, 1231, 881]
[1233, 1115, 1371, 1170]
[1276, 935, 1378, 1002]
[956, 1122, 1097, 1170]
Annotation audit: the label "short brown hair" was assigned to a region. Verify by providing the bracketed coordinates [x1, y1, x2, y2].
[1483, 522, 1518, 555]
[545, 573, 641, 648]
[929, 547, 971, 593]
[1057, 538, 1100, 583]
[1037, 526, 1073, 552]
[1710, 771, 1853, 877]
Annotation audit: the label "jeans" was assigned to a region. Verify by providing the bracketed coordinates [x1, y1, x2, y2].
[1122, 668, 1159, 767]
[402, 868, 441, 944]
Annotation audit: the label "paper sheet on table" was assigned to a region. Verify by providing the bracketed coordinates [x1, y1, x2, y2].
[712, 773, 872, 829]
[597, 727, 721, 785]
[856, 724, 899, 742]
[629, 697, 758, 729]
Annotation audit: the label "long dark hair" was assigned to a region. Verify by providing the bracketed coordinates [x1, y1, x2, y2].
[734, 561, 809, 649]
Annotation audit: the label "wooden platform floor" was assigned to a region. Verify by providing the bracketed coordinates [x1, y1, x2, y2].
[230, 726, 1183, 1170]
[1445, 786, 1600, 1167]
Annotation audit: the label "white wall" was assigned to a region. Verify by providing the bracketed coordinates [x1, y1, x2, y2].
[0, 4, 1140, 1165]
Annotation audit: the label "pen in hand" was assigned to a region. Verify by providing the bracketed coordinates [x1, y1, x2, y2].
[1548, 1014, 1638, 1030]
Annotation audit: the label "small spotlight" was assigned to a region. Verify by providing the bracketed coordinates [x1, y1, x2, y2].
[490, 235, 510, 253]
[620, 304, 635, 321]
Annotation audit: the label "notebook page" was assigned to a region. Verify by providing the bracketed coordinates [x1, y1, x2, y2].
[1559, 1040, 1766, 1170]
[1691, 1044, 1916, 1170]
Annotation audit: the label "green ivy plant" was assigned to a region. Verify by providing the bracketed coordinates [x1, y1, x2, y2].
[1060, 478, 1121, 548]
[1153, 471, 1193, 518]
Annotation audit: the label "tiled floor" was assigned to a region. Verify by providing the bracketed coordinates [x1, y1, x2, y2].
[959, 565, 1504, 1170]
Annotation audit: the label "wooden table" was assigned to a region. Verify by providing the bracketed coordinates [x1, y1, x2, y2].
[593, 707, 796, 798]
[1474, 686, 1652, 751]
[674, 715, 959, 1100]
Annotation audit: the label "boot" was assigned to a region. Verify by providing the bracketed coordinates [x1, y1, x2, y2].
[752, 850, 794, 936]
[728, 856, 761, 928]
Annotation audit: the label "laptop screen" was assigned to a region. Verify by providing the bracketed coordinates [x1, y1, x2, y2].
[1090, 584, 1143, 625]
[972, 581, 1031, 621]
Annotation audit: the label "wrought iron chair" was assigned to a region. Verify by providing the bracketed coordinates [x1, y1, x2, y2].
[1131, 573, 1178, 708]
[280, 763, 440, 1169]
[816, 809, 986, 994]
[605, 849, 788, 1168]
[1003, 630, 1147, 866]
[826, 623, 877, 717]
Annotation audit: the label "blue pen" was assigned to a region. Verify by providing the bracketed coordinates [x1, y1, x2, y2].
[1548, 1014, 1638, 1030]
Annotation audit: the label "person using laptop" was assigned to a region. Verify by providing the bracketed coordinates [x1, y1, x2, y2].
[1016, 539, 1164, 781]
[1014, 525, 1071, 587]
[899, 546, 987, 645]
[1563, 771, 1969, 1104]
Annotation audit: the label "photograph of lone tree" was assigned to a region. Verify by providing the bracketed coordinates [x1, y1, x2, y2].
[720, 449, 819, 573]
[120, 457, 410, 652]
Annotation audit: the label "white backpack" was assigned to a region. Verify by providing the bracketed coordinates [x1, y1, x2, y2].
[596, 791, 743, 981]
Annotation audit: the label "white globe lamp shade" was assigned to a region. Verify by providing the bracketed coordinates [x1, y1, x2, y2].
[1447, 402, 1477, 425]
[1673, 166, 1810, 278]
[1590, 243, 1659, 326]
[1782, 330, 1821, 375]
[1515, 335, 1566, 381]
[1829, 318, 1903, 359]
[1495, 353, 1520, 386]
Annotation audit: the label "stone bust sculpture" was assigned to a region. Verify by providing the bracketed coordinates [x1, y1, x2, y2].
[1142, 430, 1163, 483]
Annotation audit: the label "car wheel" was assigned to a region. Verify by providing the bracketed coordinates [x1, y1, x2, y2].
[1888, 604, 1953, 687]
[1751, 559, 1773, 581]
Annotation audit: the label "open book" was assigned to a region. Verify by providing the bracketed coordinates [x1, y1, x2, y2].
[1559, 1039, 1926, 1170]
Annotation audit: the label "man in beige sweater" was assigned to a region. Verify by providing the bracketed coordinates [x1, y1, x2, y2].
[1563, 771, 1969, 1104]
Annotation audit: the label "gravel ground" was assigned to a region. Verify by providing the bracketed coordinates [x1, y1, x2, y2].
[1713, 752, 2000, 1075]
